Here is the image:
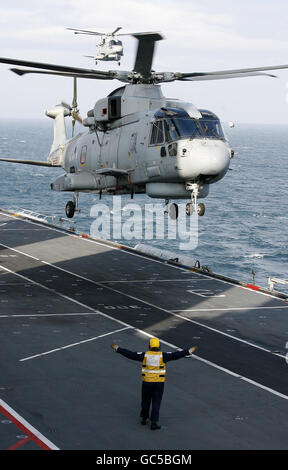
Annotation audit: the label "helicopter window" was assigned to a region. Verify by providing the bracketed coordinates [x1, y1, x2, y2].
[165, 117, 225, 140]
[165, 119, 180, 141]
[171, 118, 202, 139]
[150, 120, 164, 145]
[80, 145, 87, 165]
[168, 142, 178, 157]
[198, 118, 225, 139]
[164, 120, 174, 142]
[129, 133, 137, 154]
[109, 40, 122, 46]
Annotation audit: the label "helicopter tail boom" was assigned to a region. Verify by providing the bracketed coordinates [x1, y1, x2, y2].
[45, 105, 70, 166]
[0, 158, 60, 167]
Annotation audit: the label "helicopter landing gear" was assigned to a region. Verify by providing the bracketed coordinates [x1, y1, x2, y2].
[186, 201, 205, 216]
[186, 202, 192, 216]
[197, 202, 205, 216]
[186, 182, 206, 216]
[65, 201, 75, 218]
[65, 192, 79, 219]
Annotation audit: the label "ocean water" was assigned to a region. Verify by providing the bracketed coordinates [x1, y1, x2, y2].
[0, 118, 287, 293]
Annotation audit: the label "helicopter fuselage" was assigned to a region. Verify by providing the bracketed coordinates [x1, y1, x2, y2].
[50, 84, 231, 204]
[95, 38, 123, 62]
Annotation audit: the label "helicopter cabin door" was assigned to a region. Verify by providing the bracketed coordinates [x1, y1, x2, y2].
[100, 128, 121, 168]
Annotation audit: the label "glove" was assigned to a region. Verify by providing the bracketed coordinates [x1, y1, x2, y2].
[111, 343, 119, 352]
[188, 346, 198, 355]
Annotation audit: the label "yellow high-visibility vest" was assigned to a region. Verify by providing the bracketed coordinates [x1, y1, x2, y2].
[142, 351, 166, 382]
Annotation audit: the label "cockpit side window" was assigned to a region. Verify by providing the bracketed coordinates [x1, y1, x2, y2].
[150, 120, 164, 145]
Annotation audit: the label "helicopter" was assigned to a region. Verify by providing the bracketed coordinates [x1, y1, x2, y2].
[66, 26, 130, 65]
[1, 32, 288, 221]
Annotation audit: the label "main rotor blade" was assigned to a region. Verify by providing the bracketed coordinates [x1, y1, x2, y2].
[177, 71, 277, 81]
[66, 28, 102, 35]
[176, 63, 288, 80]
[111, 27, 122, 35]
[0, 56, 113, 77]
[10, 68, 113, 80]
[132, 32, 163, 78]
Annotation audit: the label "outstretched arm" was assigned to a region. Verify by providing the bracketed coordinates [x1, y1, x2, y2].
[163, 346, 198, 363]
[111, 344, 144, 362]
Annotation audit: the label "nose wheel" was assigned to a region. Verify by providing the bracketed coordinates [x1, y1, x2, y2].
[186, 202, 205, 216]
[164, 183, 206, 220]
[186, 182, 205, 216]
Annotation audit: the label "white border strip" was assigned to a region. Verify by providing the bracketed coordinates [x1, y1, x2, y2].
[0, 398, 59, 450]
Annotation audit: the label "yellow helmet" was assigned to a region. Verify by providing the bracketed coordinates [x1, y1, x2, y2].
[149, 337, 160, 349]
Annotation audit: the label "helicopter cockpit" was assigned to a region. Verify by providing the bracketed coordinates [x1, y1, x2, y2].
[150, 108, 226, 145]
[109, 39, 123, 47]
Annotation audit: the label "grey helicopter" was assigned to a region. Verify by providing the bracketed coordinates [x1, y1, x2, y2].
[66, 26, 130, 65]
[1, 32, 288, 220]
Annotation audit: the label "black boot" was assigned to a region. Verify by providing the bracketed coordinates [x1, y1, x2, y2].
[141, 418, 147, 425]
[150, 422, 161, 430]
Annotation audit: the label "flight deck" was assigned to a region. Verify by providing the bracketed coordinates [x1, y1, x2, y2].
[1, 208, 288, 451]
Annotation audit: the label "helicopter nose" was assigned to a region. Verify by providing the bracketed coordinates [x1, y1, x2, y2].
[177, 140, 230, 182]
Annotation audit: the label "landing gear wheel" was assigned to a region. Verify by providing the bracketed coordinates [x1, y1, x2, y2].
[66, 201, 75, 218]
[186, 203, 192, 216]
[197, 203, 205, 216]
[168, 203, 179, 220]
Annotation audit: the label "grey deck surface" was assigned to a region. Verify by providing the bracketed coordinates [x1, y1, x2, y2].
[1, 210, 288, 450]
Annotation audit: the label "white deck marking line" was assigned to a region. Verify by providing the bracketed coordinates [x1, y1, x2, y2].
[41, 262, 288, 357]
[191, 356, 288, 400]
[101, 278, 209, 283]
[0, 264, 133, 331]
[0, 398, 59, 450]
[0, 212, 207, 275]
[20, 326, 131, 361]
[1, 264, 288, 401]
[172, 306, 288, 312]
[0, 242, 285, 358]
[0, 312, 98, 318]
[2, 211, 288, 301]
[2, 211, 288, 304]
[124, 328, 288, 401]
[4, 210, 288, 301]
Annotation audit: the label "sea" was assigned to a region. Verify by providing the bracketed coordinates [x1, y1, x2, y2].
[0, 118, 287, 294]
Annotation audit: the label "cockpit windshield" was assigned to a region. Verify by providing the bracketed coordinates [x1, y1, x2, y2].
[109, 39, 122, 46]
[149, 109, 226, 146]
[170, 117, 225, 140]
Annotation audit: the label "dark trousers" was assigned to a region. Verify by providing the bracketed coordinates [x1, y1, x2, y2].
[141, 381, 164, 423]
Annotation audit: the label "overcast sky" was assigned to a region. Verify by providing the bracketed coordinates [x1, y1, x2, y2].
[1, 0, 288, 123]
